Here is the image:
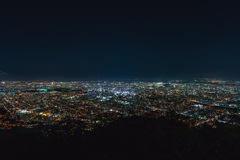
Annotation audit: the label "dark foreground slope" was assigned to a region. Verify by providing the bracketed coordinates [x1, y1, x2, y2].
[1, 117, 240, 160]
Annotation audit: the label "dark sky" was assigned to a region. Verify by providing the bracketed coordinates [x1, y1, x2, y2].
[0, 1, 240, 81]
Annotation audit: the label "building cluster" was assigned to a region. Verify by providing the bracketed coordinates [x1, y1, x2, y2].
[0, 79, 240, 136]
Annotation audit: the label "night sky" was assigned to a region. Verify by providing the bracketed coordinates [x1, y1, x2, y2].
[0, 2, 240, 81]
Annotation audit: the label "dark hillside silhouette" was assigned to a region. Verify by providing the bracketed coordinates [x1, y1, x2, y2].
[1, 117, 240, 160]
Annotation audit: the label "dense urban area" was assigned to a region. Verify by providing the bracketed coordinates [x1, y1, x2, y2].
[0, 79, 240, 137]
